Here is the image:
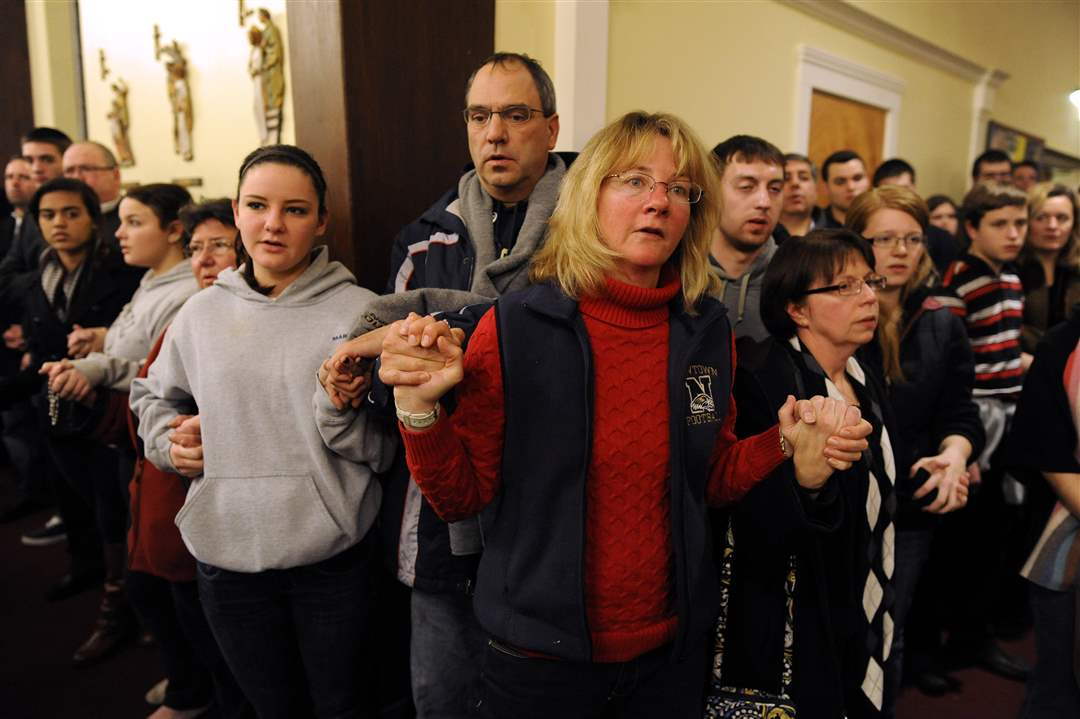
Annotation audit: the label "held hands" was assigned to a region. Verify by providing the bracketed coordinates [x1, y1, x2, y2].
[67, 325, 106, 358]
[778, 395, 870, 491]
[912, 448, 970, 514]
[379, 313, 465, 413]
[168, 414, 203, 478]
[39, 360, 96, 405]
[318, 326, 392, 410]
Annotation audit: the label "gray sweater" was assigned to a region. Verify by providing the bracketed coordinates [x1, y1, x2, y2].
[130, 247, 394, 572]
[71, 259, 198, 391]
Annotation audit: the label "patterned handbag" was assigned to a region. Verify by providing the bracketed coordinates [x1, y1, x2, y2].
[704, 516, 796, 719]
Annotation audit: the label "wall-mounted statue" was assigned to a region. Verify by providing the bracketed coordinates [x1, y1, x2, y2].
[107, 79, 135, 167]
[247, 8, 284, 146]
[155, 27, 194, 161]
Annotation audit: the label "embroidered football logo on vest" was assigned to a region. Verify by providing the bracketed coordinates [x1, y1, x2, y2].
[685, 374, 716, 414]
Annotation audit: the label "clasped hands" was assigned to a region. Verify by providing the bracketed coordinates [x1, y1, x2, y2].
[37, 325, 111, 404]
[357, 314, 870, 489]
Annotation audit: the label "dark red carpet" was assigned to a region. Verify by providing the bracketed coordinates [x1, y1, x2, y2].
[0, 466, 1034, 718]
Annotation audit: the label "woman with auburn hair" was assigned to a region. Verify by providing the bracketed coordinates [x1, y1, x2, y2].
[846, 186, 982, 712]
[374, 111, 871, 718]
[1018, 183, 1080, 353]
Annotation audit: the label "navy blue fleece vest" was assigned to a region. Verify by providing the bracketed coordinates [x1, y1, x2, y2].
[473, 282, 732, 662]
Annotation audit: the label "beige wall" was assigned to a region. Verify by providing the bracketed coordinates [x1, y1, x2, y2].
[77, 0, 294, 197]
[495, 0, 556, 74]
[497, 0, 1080, 200]
[852, 0, 1080, 158]
[25, 0, 82, 138]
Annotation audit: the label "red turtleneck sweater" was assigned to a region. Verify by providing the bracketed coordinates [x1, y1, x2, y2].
[403, 276, 785, 662]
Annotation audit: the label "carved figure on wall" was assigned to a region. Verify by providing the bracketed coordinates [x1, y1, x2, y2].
[107, 79, 135, 167]
[159, 41, 194, 161]
[248, 8, 284, 145]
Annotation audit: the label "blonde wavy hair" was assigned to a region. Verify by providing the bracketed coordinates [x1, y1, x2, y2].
[529, 111, 721, 311]
[1022, 182, 1080, 271]
[845, 186, 933, 383]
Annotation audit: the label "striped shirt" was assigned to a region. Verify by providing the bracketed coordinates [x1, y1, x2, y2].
[938, 253, 1024, 400]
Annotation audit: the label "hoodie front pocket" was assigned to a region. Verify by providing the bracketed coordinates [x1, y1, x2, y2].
[175, 472, 348, 572]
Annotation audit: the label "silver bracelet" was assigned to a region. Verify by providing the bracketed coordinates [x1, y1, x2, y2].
[395, 403, 440, 429]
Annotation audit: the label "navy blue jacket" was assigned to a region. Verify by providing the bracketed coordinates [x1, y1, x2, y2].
[470, 282, 732, 662]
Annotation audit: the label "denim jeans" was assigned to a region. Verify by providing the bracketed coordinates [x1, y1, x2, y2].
[197, 538, 375, 719]
[410, 587, 485, 719]
[472, 637, 709, 719]
[1019, 582, 1080, 718]
[882, 527, 934, 719]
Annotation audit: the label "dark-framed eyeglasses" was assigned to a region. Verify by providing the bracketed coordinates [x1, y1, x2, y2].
[864, 234, 925, 250]
[463, 105, 546, 127]
[604, 171, 703, 205]
[801, 273, 888, 297]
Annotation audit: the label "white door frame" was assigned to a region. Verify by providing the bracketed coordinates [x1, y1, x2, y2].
[792, 45, 905, 158]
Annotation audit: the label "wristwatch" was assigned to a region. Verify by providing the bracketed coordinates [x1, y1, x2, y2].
[779, 425, 793, 459]
[396, 403, 440, 430]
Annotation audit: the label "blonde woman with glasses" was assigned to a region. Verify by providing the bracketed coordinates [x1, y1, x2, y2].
[375, 112, 871, 718]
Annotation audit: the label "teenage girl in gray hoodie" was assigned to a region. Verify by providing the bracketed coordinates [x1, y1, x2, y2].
[130, 146, 393, 718]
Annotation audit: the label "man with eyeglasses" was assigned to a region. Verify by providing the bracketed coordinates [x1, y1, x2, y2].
[62, 141, 124, 246]
[331, 52, 566, 719]
[709, 135, 786, 342]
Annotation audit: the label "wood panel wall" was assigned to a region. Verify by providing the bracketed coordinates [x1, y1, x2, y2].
[288, 0, 495, 292]
[808, 90, 886, 207]
[0, 0, 34, 216]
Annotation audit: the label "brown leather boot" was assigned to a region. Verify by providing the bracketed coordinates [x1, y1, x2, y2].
[72, 582, 137, 665]
[72, 543, 136, 666]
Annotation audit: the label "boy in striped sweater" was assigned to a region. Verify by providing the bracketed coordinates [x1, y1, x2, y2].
[935, 181, 1033, 681]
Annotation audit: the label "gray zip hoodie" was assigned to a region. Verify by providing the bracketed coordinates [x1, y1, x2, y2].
[710, 236, 777, 342]
[130, 247, 394, 572]
[71, 260, 198, 391]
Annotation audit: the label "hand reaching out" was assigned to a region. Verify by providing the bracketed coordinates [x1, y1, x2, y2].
[912, 449, 970, 514]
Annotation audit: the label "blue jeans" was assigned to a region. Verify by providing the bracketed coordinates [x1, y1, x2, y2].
[410, 587, 485, 719]
[1019, 582, 1080, 718]
[883, 527, 934, 718]
[473, 637, 708, 719]
[197, 539, 374, 719]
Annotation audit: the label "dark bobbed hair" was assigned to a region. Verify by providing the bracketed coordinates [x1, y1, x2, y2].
[961, 181, 1028, 230]
[235, 145, 328, 295]
[21, 127, 72, 155]
[465, 52, 557, 117]
[123, 183, 193, 229]
[28, 177, 102, 231]
[926, 194, 957, 214]
[711, 135, 784, 173]
[761, 229, 876, 340]
[822, 150, 864, 182]
[872, 158, 916, 187]
[179, 197, 238, 249]
[971, 149, 1012, 180]
[236, 144, 327, 216]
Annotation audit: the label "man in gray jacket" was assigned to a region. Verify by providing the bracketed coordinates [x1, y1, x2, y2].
[328, 52, 563, 719]
[709, 135, 786, 342]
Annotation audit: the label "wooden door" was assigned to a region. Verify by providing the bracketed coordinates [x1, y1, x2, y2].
[808, 90, 886, 207]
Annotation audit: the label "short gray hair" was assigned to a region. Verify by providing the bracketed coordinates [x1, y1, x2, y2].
[783, 152, 817, 181]
[465, 52, 556, 117]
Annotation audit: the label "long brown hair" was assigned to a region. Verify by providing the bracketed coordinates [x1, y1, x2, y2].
[845, 186, 931, 383]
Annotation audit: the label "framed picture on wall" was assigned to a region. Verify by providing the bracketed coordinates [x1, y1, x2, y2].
[986, 120, 1045, 164]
